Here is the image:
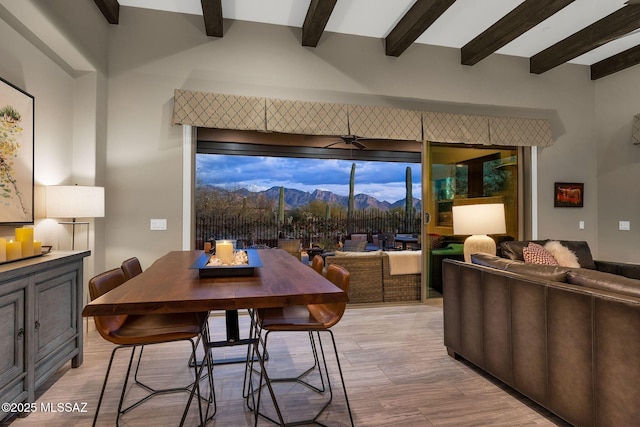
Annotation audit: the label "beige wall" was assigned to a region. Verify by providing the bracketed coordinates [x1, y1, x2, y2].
[5, 4, 633, 272]
[104, 7, 598, 269]
[594, 68, 640, 263]
[0, 0, 108, 282]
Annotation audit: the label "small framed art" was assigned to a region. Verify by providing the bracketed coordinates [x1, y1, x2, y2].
[554, 182, 583, 208]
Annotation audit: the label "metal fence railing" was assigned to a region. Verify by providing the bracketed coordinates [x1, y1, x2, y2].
[195, 210, 421, 250]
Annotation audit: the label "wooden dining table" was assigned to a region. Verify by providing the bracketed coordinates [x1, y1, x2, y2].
[82, 248, 348, 425]
[82, 248, 348, 317]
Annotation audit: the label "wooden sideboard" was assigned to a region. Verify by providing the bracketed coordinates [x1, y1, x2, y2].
[0, 251, 89, 419]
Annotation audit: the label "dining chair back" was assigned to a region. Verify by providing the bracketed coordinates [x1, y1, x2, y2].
[248, 264, 354, 426]
[121, 257, 143, 280]
[88, 268, 213, 426]
[311, 254, 324, 275]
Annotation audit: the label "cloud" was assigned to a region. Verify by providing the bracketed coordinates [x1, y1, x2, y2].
[196, 154, 421, 203]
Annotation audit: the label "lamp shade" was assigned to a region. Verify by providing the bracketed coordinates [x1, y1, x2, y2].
[46, 186, 105, 218]
[452, 203, 506, 236]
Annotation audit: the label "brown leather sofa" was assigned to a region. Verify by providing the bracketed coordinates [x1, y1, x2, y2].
[443, 240, 640, 426]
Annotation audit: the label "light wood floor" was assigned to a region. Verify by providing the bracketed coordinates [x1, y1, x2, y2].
[4, 301, 569, 427]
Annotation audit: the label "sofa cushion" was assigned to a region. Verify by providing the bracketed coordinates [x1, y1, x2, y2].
[334, 250, 382, 257]
[523, 242, 559, 265]
[500, 240, 549, 261]
[471, 253, 515, 270]
[500, 239, 596, 269]
[505, 262, 569, 282]
[557, 241, 596, 269]
[472, 253, 569, 282]
[567, 269, 640, 298]
[619, 264, 640, 280]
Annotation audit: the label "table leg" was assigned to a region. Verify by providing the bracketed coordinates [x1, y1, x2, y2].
[225, 309, 240, 342]
[203, 309, 257, 366]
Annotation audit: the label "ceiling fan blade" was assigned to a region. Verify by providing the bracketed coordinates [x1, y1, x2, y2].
[626, 0, 640, 4]
[352, 140, 367, 150]
[323, 141, 341, 148]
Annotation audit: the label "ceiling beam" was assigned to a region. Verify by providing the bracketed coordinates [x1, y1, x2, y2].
[385, 0, 457, 57]
[461, 0, 574, 66]
[530, 5, 640, 74]
[302, 0, 337, 47]
[591, 44, 640, 80]
[201, 0, 223, 37]
[92, 0, 119, 24]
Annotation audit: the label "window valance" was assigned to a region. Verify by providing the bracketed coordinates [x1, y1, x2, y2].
[348, 105, 422, 141]
[173, 89, 553, 147]
[422, 112, 490, 145]
[489, 117, 553, 148]
[172, 90, 266, 131]
[633, 114, 640, 145]
[266, 99, 349, 136]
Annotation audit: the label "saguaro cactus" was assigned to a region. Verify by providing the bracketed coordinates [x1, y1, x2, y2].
[347, 163, 355, 234]
[405, 166, 413, 232]
[278, 186, 285, 224]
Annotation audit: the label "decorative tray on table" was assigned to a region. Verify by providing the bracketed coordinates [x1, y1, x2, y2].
[191, 249, 263, 278]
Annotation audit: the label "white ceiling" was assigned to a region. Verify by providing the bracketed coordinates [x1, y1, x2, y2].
[119, 0, 640, 66]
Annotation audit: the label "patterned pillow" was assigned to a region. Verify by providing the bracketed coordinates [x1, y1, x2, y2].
[522, 242, 559, 266]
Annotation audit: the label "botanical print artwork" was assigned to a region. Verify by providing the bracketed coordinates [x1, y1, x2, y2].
[0, 78, 34, 223]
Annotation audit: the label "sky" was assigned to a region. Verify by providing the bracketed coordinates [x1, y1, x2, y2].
[196, 154, 422, 204]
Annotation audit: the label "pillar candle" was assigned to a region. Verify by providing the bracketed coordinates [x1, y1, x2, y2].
[216, 240, 234, 264]
[0, 238, 6, 262]
[33, 241, 42, 255]
[6, 240, 22, 261]
[15, 228, 34, 257]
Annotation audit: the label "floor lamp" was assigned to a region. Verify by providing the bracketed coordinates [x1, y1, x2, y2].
[453, 203, 506, 263]
[45, 185, 105, 250]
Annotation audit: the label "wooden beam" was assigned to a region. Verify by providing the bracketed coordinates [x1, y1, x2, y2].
[201, 0, 223, 37]
[385, 0, 457, 57]
[591, 44, 640, 80]
[530, 5, 640, 74]
[302, 0, 337, 47]
[461, 0, 574, 66]
[93, 0, 119, 25]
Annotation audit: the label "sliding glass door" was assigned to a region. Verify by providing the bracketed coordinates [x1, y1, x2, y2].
[423, 142, 519, 298]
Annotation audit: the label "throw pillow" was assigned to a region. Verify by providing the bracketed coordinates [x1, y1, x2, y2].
[544, 240, 580, 268]
[522, 242, 559, 266]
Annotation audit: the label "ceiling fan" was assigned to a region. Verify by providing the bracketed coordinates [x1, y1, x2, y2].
[323, 134, 368, 150]
[626, 0, 640, 4]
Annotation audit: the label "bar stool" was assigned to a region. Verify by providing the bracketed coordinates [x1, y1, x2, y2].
[248, 264, 354, 426]
[89, 268, 213, 426]
[120, 256, 216, 416]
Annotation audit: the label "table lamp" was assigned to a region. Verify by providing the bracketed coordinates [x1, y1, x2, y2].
[46, 185, 105, 250]
[453, 203, 506, 263]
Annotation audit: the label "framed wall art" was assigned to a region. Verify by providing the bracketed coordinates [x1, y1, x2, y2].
[1, 77, 34, 224]
[554, 182, 583, 208]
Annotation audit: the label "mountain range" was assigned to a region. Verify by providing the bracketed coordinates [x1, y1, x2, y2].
[249, 186, 421, 211]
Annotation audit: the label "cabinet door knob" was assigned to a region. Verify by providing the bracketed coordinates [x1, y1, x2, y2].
[34, 321, 40, 331]
[17, 328, 25, 339]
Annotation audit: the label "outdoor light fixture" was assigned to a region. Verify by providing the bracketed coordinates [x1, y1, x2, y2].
[45, 185, 105, 250]
[453, 203, 506, 263]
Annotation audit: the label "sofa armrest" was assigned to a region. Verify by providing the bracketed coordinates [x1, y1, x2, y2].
[595, 260, 640, 280]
